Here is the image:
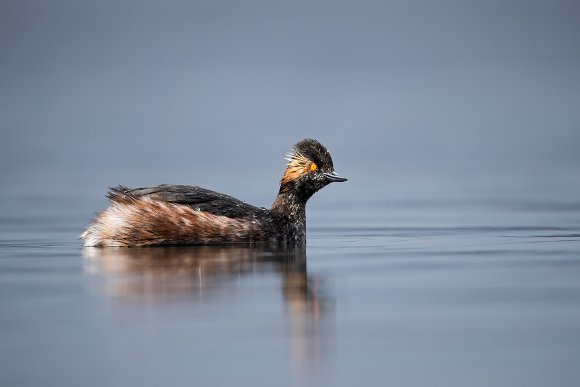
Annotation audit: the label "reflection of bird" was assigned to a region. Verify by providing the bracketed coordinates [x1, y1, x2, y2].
[83, 245, 324, 312]
[84, 245, 329, 371]
[81, 139, 346, 247]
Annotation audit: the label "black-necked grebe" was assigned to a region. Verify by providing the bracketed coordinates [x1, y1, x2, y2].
[81, 139, 347, 247]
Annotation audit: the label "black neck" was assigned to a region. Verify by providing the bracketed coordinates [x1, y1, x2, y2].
[271, 190, 307, 220]
[278, 180, 318, 203]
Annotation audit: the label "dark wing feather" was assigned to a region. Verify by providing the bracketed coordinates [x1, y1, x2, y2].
[108, 184, 265, 218]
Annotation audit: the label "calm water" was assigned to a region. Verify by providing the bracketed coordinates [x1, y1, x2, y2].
[1, 192, 579, 387]
[2, 1, 579, 385]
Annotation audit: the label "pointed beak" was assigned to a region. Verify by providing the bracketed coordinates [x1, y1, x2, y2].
[324, 171, 348, 182]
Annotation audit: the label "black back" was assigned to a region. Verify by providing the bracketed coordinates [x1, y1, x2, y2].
[108, 185, 266, 218]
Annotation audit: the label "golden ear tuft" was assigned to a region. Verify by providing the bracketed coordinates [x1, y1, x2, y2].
[309, 163, 318, 171]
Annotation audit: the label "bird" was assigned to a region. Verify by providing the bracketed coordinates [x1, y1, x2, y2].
[80, 139, 347, 247]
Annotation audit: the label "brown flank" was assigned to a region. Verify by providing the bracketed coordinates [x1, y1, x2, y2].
[84, 197, 266, 247]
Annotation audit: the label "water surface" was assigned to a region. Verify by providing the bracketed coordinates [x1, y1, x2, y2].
[1, 193, 579, 387]
[2, 1, 580, 385]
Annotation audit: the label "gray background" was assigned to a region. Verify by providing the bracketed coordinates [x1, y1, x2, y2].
[2, 0, 579, 203]
[1, 2, 580, 387]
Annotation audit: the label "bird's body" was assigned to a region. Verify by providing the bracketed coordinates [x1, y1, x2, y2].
[81, 139, 346, 247]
